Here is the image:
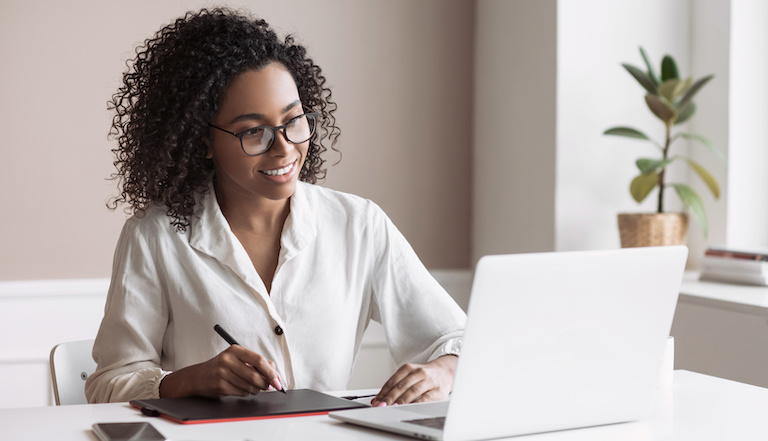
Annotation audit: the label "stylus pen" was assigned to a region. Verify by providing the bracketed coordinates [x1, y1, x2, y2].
[340, 394, 378, 400]
[214, 324, 287, 394]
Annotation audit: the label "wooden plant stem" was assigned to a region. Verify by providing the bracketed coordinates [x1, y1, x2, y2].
[657, 123, 672, 213]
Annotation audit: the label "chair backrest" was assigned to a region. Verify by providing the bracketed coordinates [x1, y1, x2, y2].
[50, 339, 96, 405]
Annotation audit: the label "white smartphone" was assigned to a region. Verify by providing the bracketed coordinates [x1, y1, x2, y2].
[91, 422, 166, 441]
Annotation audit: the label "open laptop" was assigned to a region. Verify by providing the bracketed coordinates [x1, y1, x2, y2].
[330, 246, 688, 441]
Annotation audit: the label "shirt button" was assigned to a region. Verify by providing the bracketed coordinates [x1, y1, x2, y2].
[274, 325, 284, 336]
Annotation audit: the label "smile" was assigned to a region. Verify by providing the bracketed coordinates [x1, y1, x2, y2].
[260, 161, 296, 177]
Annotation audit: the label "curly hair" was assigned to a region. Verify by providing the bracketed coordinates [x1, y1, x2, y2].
[108, 7, 340, 230]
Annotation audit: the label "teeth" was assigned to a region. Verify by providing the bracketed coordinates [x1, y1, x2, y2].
[262, 162, 294, 176]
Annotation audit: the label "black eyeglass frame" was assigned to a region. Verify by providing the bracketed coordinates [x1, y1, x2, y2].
[209, 111, 319, 156]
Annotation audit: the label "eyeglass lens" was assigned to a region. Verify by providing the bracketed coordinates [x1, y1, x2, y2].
[241, 113, 316, 155]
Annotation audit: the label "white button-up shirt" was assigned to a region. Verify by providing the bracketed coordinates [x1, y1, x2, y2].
[86, 182, 466, 403]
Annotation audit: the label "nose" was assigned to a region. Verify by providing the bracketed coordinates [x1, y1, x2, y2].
[267, 128, 293, 156]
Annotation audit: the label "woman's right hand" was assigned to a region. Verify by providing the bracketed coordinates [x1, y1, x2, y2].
[159, 345, 282, 398]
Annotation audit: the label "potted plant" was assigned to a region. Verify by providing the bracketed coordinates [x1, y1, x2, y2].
[604, 47, 724, 247]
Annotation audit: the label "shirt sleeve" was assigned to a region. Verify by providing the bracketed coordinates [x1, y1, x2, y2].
[367, 203, 466, 366]
[85, 217, 170, 403]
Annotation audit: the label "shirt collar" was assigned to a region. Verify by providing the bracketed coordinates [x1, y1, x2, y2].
[280, 181, 317, 262]
[188, 181, 317, 289]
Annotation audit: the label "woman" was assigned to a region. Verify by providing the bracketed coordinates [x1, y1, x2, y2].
[85, 8, 465, 407]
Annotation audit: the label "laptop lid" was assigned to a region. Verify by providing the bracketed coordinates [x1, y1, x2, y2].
[330, 246, 687, 441]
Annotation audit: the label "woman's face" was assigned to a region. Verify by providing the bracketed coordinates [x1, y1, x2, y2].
[209, 63, 308, 205]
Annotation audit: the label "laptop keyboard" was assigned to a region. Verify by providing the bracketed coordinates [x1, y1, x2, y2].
[404, 416, 446, 430]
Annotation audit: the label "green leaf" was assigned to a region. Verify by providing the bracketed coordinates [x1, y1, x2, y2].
[630, 173, 659, 203]
[674, 132, 726, 162]
[622, 63, 658, 95]
[677, 74, 714, 109]
[675, 77, 694, 102]
[604, 127, 651, 140]
[684, 158, 721, 199]
[671, 183, 708, 237]
[636, 158, 674, 174]
[645, 94, 677, 124]
[639, 47, 660, 85]
[658, 79, 683, 102]
[674, 101, 696, 125]
[661, 55, 679, 81]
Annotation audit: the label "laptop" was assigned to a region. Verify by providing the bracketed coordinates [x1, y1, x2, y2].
[329, 246, 688, 441]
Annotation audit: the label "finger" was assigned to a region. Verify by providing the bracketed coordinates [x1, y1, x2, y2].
[230, 346, 282, 390]
[244, 363, 272, 390]
[390, 377, 431, 405]
[197, 361, 259, 397]
[229, 360, 272, 391]
[373, 363, 415, 406]
[217, 374, 261, 396]
[375, 364, 428, 405]
[214, 353, 269, 394]
[265, 360, 280, 390]
[230, 364, 271, 393]
[412, 387, 446, 404]
[390, 363, 445, 404]
[218, 348, 272, 391]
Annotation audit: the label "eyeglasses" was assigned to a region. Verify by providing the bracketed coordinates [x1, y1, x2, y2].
[209, 112, 319, 156]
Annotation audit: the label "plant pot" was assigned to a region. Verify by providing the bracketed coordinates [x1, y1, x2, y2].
[617, 213, 689, 248]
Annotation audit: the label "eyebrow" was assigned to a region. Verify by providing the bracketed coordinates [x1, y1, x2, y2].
[229, 100, 302, 124]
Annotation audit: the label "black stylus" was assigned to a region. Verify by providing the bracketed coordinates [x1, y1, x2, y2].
[214, 324, 287, 394]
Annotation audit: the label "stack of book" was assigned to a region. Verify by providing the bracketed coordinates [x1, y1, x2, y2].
[700, 246, 768, 286]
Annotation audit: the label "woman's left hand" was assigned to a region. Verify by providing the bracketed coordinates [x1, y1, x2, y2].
[371, 355, 457, 407]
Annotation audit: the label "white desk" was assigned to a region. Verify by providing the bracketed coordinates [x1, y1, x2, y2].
[2, 371, 767, 440]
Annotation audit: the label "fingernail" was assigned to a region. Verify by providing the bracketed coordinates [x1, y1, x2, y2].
[392, 403, 399, 407]
[376, 401, 388, 407]
[273, 378, 283, 391]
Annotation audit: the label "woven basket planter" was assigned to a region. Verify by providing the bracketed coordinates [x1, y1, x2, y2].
[617, 213, 689, 248]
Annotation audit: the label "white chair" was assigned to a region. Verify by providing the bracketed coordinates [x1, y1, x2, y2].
[50, 339, 96, 405]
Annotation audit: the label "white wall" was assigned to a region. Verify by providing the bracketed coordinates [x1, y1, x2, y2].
[0, 279, 108, 408]
[556, 0, 693, 252]
[474, 0, 716, 259]
[688, 0, 731, 266]
[473, 0, 748, 264]
[726, 0, 768, 248]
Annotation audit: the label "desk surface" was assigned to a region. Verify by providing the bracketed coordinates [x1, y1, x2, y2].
[680, 271, 768, 313]
[2, 371, 767, 441]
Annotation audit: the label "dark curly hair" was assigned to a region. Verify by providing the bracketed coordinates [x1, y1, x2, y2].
[108, 7, 340, 230]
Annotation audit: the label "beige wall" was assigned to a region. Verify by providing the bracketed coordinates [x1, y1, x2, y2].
[472, 0, 557, 261]
[0, 0, 474, 280]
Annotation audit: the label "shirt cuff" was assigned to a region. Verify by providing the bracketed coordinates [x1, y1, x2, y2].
[428, 337, 462, 362]
[153, 370, 173, 399]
